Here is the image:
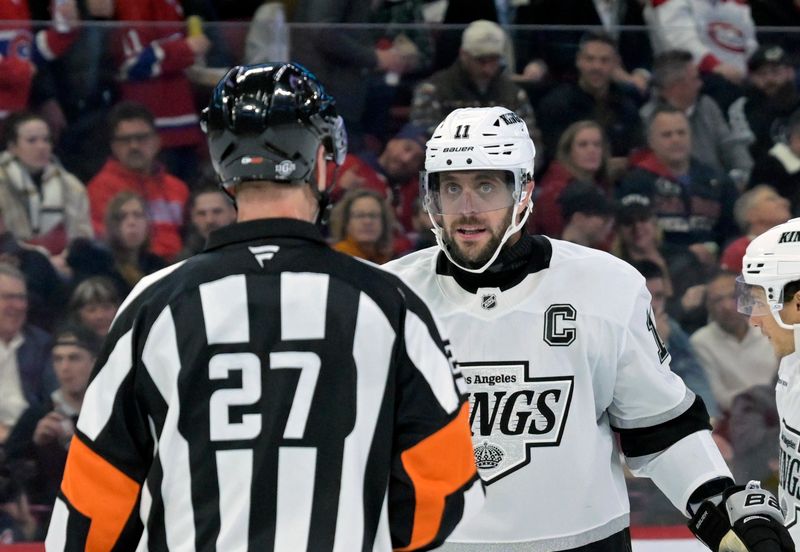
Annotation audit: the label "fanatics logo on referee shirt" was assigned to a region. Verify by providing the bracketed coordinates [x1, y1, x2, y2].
[248, 245, 280, 267]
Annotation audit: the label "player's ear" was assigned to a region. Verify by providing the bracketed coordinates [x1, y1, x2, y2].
[314, 145, 327, 194]
[521, 178, 535, 204]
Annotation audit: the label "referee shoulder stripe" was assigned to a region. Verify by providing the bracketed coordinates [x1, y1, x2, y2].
[113, 260, 188, 324]
[77, 329, 134, 440]
[404, 310, 460, 414]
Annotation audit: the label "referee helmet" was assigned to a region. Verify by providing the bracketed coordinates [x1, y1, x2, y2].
[201, 63, 347, 194]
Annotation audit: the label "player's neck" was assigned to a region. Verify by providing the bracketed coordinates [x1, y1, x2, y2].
[440, 233, 544, 293]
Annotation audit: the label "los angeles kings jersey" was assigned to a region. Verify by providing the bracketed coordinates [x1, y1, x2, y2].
[775, 352, 800, 545]
[45, 219, 482, 552]
[385, 236, 731, 551]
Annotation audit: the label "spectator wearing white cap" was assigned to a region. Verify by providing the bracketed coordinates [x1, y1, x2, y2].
[409, 19, 539, 147]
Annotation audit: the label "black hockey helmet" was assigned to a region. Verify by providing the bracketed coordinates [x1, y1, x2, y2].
[201, 62, 347, 193]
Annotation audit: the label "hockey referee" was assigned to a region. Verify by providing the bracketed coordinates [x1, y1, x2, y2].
[45, 63, 482, 551]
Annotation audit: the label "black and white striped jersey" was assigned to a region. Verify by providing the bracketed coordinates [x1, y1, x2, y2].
[46, 218, 483, 552]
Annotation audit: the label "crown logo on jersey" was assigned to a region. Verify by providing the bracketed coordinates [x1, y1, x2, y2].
[481, 294, 497, 310]
[474, 441, 504, 469]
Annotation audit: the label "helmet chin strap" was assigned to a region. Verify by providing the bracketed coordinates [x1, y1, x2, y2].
[431, 198, 533, 274]
[793, 324, 800, 355]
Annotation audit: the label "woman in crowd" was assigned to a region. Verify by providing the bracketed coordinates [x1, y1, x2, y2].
[106, 192, 167, 295]
[330, 189, 400, 264]
[531, 120, 612, 238]
[103, 191, 166, 293]
[66, 277, 120, 339]
[0, 111, 93, 255]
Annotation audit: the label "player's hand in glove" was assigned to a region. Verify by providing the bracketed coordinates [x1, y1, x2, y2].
[689, 481, 794, 552]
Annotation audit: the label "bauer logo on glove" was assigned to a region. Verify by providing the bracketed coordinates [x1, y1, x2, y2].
[690, 481, 794, 552]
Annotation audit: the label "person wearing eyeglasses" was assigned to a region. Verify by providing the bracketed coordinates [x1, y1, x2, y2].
[86, 101, 189, 261]
[330, 189, 401, 264]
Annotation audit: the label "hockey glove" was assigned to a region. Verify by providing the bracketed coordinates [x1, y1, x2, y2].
[689, 481, 794, 552]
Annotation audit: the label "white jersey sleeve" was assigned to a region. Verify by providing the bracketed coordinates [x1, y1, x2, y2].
[646, 0, 710, 65]
[610, 282, 732, 515]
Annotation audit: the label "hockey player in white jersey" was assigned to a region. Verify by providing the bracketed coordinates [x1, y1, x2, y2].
[739, 218, 800, 548]
[384, 106, 794, 552]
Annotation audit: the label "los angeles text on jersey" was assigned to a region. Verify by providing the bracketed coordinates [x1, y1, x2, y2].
[461, 360, 574, 484]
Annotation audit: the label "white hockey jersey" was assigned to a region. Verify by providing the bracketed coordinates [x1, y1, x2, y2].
[644, 0, 757, 74]
[776, 352, 800, 545]
[385, 238, 732, 550]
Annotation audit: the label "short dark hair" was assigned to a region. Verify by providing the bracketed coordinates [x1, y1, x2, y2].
[578, 31, 618, 54]
[53, 322, 102, 357]
[3, 110, 48, 147]
[107, 101, 157, 135]
[652, 50, 694, 89]
[646, 103, 688, 132]
[558, 182, 615, 222]
[707, 268, 737, 287]
[188, 184, 231, 211]
[784, 279, 800, 303]
[630, 259, 664, 281]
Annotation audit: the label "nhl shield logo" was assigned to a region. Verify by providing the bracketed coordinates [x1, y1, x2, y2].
[461, 360, 574, 484]
[481, 294, 497, 310]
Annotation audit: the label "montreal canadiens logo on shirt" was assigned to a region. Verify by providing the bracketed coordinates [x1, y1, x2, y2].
[708, 21, 746, 54]
[461, 360, 574, 484]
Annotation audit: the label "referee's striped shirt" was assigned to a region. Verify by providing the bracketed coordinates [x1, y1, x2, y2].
[46, 218, 482, 552]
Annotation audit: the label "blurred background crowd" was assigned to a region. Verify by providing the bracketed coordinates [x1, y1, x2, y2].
[1, 0, 800, 542]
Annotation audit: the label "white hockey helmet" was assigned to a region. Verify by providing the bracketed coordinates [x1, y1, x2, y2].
[739, 217, 800, 329]
[421, 106, 536, 273]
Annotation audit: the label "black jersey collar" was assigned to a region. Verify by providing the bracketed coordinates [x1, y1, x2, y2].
[205, 218, 327, 251]
[436, 233, 553, 293]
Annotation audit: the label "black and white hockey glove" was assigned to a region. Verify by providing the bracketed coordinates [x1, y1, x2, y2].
[689, 481, 794, 552]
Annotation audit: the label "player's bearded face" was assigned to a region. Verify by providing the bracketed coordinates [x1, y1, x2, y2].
[441, 206, 513, 269]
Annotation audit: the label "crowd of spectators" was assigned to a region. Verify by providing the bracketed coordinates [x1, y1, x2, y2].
[0, 0, 799, 540]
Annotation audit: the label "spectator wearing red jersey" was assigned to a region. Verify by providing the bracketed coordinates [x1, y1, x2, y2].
[0, 0, 78, 123]
[87, 102, 189, 260]
[112, 0, 210, 182]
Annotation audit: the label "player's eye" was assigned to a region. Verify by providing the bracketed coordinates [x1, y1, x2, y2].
[478, 182, 497, 194]
[444, 184, 461, 195]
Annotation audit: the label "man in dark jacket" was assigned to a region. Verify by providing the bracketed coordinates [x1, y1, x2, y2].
[410, 20, 538, 143]
[0, 263, 55, 445]
[537, 31, 643, 169]
[618, 105, 739, 251]
[728, 44, 800, 168]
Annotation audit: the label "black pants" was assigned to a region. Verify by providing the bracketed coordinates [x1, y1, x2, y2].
[565, 528, 632, 552]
